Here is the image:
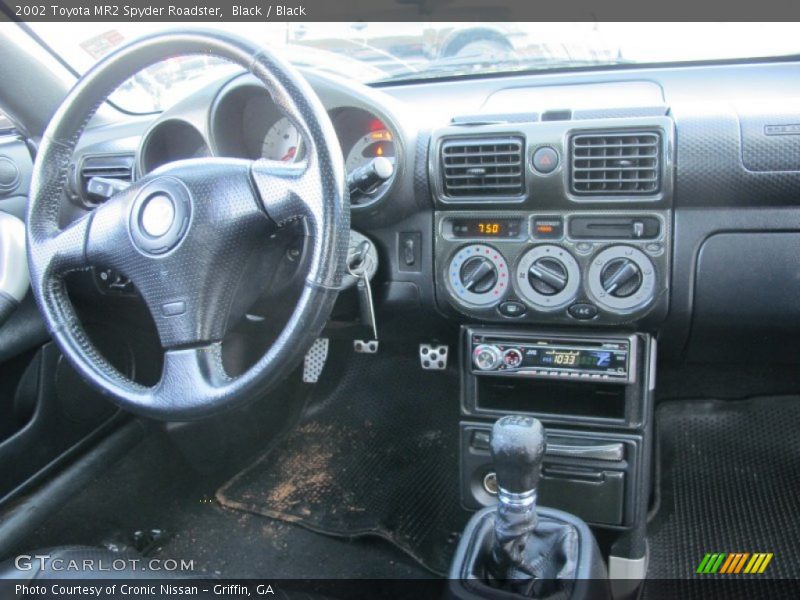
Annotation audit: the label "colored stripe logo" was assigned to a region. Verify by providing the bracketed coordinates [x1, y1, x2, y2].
[696, 553, 773, 574]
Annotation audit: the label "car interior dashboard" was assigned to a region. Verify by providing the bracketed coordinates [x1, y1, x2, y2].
[35, 59, 800, 363]
[3, 52, 800, 583]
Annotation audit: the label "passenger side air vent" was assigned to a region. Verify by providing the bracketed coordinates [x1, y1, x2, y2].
[441, 136, 525, 199]
[77, 154, 134, 203]
[570, 131, 660, 195]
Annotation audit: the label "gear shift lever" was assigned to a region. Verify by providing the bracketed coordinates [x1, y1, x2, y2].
[488, 415, 547, 583]
[491, 414, 546, 494]
[449, 414, 609, 598]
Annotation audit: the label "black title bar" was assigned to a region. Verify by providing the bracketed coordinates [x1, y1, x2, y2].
[2, 0, 800, 22]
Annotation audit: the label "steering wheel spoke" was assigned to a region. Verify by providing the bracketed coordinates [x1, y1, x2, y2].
[42, 214, 93, 275]
[84, 187, 139, 273]
[159, 343, 229, 400]
[251, 158, 321, 231]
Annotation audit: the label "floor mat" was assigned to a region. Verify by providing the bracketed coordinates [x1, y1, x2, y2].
[217, 345, 470, 575]
[19, 430, 432, 580]
[646, 396, 800, 591]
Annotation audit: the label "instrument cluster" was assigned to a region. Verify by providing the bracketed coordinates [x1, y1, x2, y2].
[139, 80, 400, 208]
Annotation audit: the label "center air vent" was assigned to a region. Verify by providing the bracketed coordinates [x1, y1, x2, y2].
[77, 154, 134, 203]
[570, 131, 660, 196]
[441, 136, 524, 199]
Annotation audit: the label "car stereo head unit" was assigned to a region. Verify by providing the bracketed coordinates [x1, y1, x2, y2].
[470, 332, 636, 383]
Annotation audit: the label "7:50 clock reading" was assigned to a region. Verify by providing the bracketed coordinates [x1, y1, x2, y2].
[450, 217, 523, 239]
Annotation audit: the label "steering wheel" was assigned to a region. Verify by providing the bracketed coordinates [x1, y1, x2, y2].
[26, 31, 349, 420]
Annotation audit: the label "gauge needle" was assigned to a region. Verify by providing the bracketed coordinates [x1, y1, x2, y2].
[281, 147, 297, 162]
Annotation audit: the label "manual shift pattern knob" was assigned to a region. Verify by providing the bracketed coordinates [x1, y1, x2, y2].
[490, 415, 546, 494]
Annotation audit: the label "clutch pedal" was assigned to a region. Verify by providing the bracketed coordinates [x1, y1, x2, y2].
[303, 338, 329, 383]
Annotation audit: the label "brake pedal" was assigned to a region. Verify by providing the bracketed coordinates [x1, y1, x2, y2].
[303, 338, 329, 383]
[420, 344, 448, 370]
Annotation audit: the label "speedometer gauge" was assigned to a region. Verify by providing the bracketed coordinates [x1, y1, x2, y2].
[262, 117, 301, 162]
[345, 129, 396, 173]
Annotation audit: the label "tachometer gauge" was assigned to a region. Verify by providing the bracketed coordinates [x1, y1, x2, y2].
[262, 117, 301, 162]
[345, 129, 396, 173]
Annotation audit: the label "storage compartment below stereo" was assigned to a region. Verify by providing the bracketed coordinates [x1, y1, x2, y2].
[461, 423, 640, 527]
[476, 376, 627, 421]
[540, 466, 625, 526]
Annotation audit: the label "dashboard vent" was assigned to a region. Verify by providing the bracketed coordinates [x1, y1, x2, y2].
[441, 136, 524, 198]
[570, 131, 660, 195]
[78, 154, 134, 200]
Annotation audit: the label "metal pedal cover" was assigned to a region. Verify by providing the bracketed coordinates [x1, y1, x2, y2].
[354, 339, 379, 354]
[303, 338, 329, 383]
[420, 344, 448, 370]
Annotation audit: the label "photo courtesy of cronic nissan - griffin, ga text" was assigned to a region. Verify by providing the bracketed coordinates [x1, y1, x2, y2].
[0, 10, 799, 600]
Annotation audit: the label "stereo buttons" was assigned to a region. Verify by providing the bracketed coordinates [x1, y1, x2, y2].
[502, 348, 524, 368]
[473, 344, 502, 371]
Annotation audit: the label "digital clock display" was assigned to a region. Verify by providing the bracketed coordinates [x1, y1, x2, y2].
[450, 218, 523, 239]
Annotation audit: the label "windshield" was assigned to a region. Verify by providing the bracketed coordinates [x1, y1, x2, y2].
[26, 22, 800, 113]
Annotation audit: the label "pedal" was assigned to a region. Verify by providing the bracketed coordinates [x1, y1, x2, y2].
[303, 338, 329, 383]
[420, 344, 449, 370]
[354, 340, 379, 354]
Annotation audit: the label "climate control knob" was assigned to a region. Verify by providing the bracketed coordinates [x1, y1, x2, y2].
[600, 258, 643, 298]
[529, 257, 569, 296]
[588, 246, 656, 312]
[473, 344, 502, 371]
[460, 256, 498, 294]
[447, 245, 509, 307]
[515, 245, 580, 310]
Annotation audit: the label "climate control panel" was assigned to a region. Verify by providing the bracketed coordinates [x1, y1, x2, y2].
[447, 244, 509, 307]
[435, 210, 670, 326]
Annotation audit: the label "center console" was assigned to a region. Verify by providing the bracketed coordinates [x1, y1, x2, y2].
[428, 110, 672, 590]
[460, 327, 654, 531]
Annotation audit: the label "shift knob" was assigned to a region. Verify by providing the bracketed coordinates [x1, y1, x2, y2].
[490, 415, 546, 493]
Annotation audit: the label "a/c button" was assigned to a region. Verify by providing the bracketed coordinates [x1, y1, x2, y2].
[568, 303, 598, 320]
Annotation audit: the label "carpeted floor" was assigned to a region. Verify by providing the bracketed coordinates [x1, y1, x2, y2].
[217, 344, 470, 576]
